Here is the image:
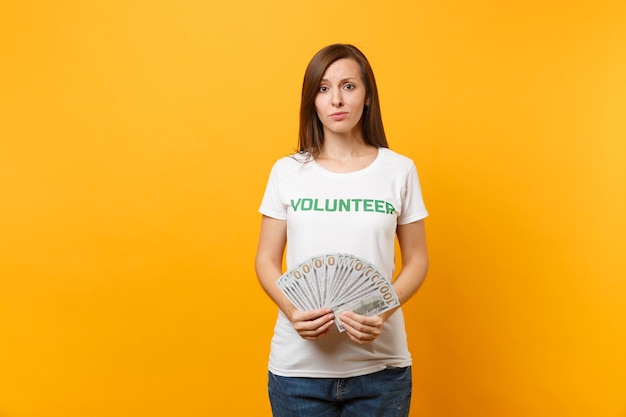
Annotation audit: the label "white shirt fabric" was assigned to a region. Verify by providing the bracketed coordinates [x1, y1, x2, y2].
[259, 147, 428, 378]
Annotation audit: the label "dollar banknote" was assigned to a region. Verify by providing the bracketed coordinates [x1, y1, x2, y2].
[276, 253, 400, 332]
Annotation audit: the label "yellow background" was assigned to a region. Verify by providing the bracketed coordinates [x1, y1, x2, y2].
[1, 1, 625, 416]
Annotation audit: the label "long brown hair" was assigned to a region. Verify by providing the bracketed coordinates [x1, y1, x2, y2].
[298, 44, 388, 157]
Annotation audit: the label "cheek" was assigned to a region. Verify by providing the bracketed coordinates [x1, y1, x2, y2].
[314, 96, 323, 112]
[357, 93, 368, 108]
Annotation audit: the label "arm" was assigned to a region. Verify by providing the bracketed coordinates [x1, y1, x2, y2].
[386, 218, 429, 311]
[340, 219, 429, 344]
[255, 215, 335, 340]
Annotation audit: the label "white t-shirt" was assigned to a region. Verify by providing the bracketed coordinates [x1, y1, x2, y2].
[259, 147, 428, 378]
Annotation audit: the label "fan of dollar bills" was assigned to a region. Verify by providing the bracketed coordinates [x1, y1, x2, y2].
[276, 253, 400, 332]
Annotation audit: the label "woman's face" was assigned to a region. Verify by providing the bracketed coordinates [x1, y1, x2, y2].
[315, 58, 368, 138]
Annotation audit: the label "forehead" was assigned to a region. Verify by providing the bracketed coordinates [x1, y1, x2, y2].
[322, 58, 362, 81]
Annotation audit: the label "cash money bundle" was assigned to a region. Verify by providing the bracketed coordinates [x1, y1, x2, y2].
[276, 253, 400, 332]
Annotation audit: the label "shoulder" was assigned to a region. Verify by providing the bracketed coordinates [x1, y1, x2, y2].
[378, 148, 416, 170]
[268, 152, 311, 174]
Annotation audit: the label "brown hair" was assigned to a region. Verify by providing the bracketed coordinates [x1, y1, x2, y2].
[298, 44, 388, 157]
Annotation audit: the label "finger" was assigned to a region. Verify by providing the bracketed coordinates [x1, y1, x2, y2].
[343, 324, 375, 344]
[340, 311, 381, 327]
[339, 312, 379, 331]
[293, 308, 333, 322]
[299, 319, 335, 340]
[293, 312, 334, 332]
[340, 314, 382, 344]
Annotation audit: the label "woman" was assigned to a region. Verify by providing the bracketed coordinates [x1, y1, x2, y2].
[255, 43, 429, 417]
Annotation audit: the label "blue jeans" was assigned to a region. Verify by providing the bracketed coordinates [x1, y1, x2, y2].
[268, 366, 412, 417]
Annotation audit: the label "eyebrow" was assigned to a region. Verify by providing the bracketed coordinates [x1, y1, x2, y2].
[320, 77, 359, 83]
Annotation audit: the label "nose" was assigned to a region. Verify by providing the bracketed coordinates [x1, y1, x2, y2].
[331, 89, 343, 107]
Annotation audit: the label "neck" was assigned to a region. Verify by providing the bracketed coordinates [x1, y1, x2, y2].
[315, 138, 379, 173]
[320, 132, 371, 160]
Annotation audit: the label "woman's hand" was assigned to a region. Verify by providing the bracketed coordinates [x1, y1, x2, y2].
[339, 311, 384, 344]
[291, 308, 335, 340]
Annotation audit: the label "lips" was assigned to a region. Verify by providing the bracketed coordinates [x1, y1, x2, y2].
[330, 112, 348, 120]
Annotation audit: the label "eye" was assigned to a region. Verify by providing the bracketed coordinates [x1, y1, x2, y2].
[318, 85, 329, 93]
[343, 83, 356, 90]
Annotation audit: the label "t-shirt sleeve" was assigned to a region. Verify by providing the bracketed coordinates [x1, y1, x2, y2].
[259, 162, 288, 220]
[398, 162, 428, 225]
